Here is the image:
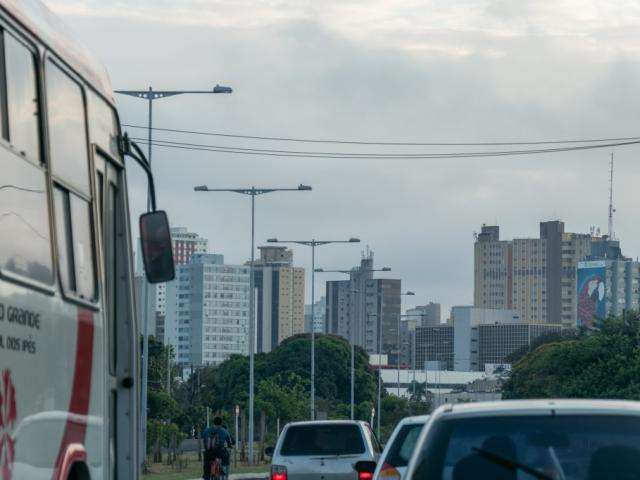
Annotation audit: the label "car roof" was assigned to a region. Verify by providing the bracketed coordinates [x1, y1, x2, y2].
[438, 399, 640, 418]
[285, 420, 366, 427]
[396, 415, 430, 426]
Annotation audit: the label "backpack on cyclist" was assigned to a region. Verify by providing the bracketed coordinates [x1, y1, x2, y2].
[206, 428, 221, 451]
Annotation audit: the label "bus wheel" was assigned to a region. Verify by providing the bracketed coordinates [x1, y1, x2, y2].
[68, 462, 90, 480]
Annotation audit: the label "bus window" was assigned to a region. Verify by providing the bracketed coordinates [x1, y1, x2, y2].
[0, 28, 52, 286]
[4, 32, 39, 163]
[46, 59, 90, 195]
[88, 91, 119, 159]
[53, 185, 96, 301]
[0, 157, 52, 284]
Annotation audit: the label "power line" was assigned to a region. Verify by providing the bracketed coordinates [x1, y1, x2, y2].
[131, 137, 640, 160]
[121, 123, 640, 147]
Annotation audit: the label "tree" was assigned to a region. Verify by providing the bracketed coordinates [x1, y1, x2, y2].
[503, 313, 640, 400]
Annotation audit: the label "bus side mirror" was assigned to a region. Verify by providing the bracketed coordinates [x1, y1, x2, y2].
[139, 211, 175, 283]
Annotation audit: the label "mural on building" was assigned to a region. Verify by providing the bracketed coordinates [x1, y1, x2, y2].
[577, 261, 606, 328]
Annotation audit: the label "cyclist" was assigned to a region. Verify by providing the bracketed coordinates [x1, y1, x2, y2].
[203, 416, 232, 480]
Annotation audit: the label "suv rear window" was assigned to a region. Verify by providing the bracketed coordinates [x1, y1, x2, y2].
[281, 424, 365, 456]
[386, 423, 424, 468]
[411, 415, 640, 480]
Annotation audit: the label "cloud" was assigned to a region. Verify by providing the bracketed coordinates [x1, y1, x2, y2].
[41, 0, 640, 315]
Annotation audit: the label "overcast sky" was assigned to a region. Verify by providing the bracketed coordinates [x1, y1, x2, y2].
[44, 0, 640, 316]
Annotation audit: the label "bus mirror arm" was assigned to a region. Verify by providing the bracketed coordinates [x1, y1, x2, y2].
[121, 133, 157, 212]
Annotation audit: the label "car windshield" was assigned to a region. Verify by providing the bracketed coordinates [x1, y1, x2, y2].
[411, 415, 640, 480]
[280, 424, 365, 456]
[385, 423, 425, 468]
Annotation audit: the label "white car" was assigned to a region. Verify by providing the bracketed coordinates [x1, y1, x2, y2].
[373, 415, 429, 480]
[404, 399, 640, 480]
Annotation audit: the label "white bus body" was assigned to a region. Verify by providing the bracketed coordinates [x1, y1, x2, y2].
[0, 1, 141, 479]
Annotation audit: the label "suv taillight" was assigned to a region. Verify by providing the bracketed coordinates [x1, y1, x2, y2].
[358, 472, 373, 480]
[271, 465, 288, 480]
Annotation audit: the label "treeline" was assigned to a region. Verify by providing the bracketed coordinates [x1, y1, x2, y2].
[503, 312, 640, 399]
[145, 333, 431, 460]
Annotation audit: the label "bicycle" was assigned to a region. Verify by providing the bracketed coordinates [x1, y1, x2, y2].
[210, 454, 229, 480]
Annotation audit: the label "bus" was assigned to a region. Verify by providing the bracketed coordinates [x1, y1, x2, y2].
[0, 1, 174, 479]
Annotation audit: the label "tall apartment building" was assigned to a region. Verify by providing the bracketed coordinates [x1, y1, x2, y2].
[164, 254, 249, 366]
[406, 302, 441, 327]
[326, 253, 401, 358]
[137, 227, 209, 341]
[254, 246, 306, 353]
[511, 238, 547, 323]
[474, 221, 601, 326]
[474, 225, 512, 310]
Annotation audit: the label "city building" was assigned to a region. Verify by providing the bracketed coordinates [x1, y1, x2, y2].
[164, 253, 250, 366]
[305, 296, 326, 333]
[380, 369, 487, 400]
[452, 306, 561, 371]
[577, 259, 640, 328]
[414, 324, 454, 371]
[253, 246, 306, 353]
[406, 302, 441, 326]
[477, 323, 562, 367]
[474, 221, 610, 326]
[474, 225, 512, 311]
[325, 253, 401, 359]
[137, 227, 209, 341]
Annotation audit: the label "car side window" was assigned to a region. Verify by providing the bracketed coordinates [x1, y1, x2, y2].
[0, 29, 53, 285]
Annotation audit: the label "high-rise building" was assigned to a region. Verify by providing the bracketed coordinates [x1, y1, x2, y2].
[253, 246, 306, 353]
[305, 296, 326, 333]
[474, 221, 607, 326]
[406, 302, 441, 327]
[511, 238, 547, 323]
[137, 227, 209, 342]
[325, 255, 401, 360]
[577, 259, 640, 328]
[415, 324, 454, 370]
[474, 225, 512, 310]
[164, 254, 249, 366]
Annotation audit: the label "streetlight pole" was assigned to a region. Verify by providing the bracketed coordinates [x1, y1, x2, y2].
[397, 293, 415, 396]
[267, 238, 361, 419]
[315, 267, 390, 420]
[116, 84, 232, 470]
[194, 184, 311, 464]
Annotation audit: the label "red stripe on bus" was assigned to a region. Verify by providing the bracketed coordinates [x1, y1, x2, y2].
[52, 308, 94, 480]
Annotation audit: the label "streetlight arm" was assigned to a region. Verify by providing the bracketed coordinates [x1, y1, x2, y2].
[194, 186, 311, 196]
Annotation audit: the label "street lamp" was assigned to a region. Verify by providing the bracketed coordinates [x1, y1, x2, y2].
[397, 292, 415, 396]
[195, 184, 311, 464]
[314, 266, 391, 420]
[116, 83, 232, 469]
[267, 237, 360, 419]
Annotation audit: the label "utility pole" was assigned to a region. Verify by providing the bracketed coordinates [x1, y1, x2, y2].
[268, 238, 361, 419]
[195, 184, 311, 464]
[115, 83, 232, 472]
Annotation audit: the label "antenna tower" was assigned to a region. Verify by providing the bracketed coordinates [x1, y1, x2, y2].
[608, 152, 615, 240]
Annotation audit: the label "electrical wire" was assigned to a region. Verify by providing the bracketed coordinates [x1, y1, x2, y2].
[122, 123, 640, 146]
[130, 137, 640, 160]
